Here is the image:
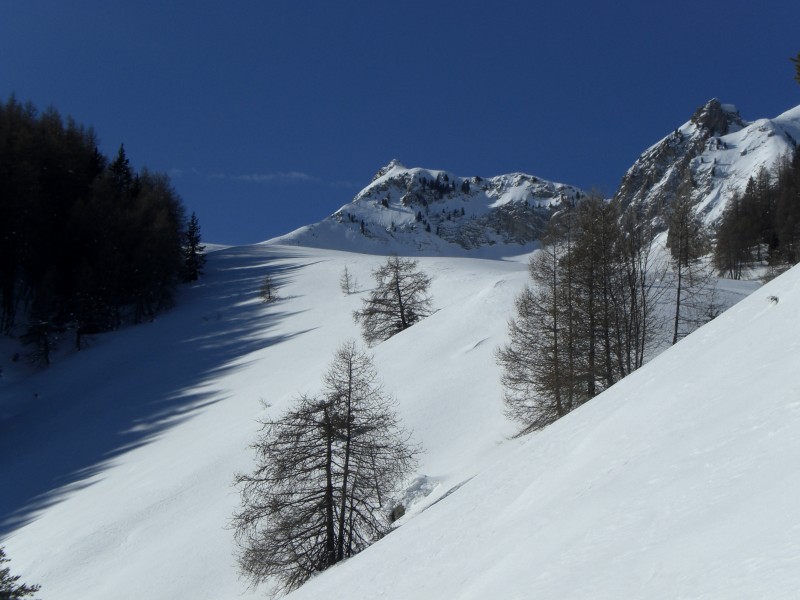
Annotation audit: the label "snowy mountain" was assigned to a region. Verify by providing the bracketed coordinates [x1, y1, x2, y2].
[615, 99, 800, 226]
[273, 100, 800, 259]
[272, 159, 584, 256]
[3, 102, 800, 598]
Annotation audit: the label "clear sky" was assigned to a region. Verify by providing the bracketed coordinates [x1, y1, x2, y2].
[2, 1, 799, 245]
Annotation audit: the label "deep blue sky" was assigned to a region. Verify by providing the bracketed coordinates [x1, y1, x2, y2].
[2, 1, 799, 245]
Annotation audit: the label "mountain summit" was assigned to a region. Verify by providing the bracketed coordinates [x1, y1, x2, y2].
[271, 161, 584, 255]
[615, 99, 800, 227]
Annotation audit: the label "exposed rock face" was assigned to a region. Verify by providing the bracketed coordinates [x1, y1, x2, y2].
[326, 163, 584, 251]
[613, 99, 747, 227]
[272, 101, 800, 254]
[613, 99, 800, 231]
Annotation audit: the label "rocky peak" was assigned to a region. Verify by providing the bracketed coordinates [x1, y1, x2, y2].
[613, 100, 800, 231]
[689, 98, 745, 137]
[371, 158, 406, 182]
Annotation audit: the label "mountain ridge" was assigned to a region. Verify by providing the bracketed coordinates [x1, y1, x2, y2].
[614, 99, 800, 227]
[270, 160, 585, 256]
[270, 100, 800, 256]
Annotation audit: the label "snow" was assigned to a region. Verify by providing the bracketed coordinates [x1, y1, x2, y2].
[0, 244, 529, 599]
[270, 162, 582, 256]
[0, 218, 795, 597]
[3, 92, 800, 598]
[286, 261, 800, 600]
[619, 102, 800, 229]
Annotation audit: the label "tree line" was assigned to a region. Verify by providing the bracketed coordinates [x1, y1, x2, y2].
[0, 96, 205, 363]
[714, 152, 800, 280]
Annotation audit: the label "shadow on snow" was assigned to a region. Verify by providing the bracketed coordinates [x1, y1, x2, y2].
[0, 245, 314, 537]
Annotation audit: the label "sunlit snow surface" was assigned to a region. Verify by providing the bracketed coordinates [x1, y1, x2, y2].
[1, 242, 793, 599]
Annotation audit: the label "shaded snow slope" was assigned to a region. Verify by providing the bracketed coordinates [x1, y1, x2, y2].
[270, 160, 584, 256]
[286, 263, 800, 599]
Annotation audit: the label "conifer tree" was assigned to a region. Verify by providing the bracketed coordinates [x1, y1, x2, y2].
[259, 274, 277, 303]
[339, 266, 357, 295]
[233, 341, 418, 595]
[182, 212, 206, 282]
[0, 547, 40, 599]
[108, 144, 134, 193]
[0, 96, 187, 347]
[498, 196, 666, 434]
[353, 256, 433, 345]
[666, 175, 715, 345]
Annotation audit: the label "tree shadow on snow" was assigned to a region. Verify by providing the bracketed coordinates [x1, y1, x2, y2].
[0, 245, 316, 537]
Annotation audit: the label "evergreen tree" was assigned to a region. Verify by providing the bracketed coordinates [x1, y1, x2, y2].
[182, 212, 206, 282]
[714, 191, 752, 279]
[0, 96, 187, 346]
[108, 144, 134, 193]
[0, 547, 40, 599]
[773, 152, 800, 265]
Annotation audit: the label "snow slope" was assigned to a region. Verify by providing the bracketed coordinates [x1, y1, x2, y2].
[287, 263, 800, 599]
[0, 239, 785, 599]
[0, 244, 530, 599]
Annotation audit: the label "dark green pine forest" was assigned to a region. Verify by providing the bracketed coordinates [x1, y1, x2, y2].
[0, 96, 204, 364]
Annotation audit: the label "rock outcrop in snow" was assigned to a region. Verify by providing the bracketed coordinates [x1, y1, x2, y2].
[615, 99, 800, 228]
[272, 161, 584, 255]
[272, 101, 800, 256]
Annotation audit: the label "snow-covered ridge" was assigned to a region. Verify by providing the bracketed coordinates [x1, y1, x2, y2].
[270, 160, 584, 256]
[615, 99, 800, 226]
[274, 100, 800, 257]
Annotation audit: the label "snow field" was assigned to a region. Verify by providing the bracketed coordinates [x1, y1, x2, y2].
[287, 262, 800, 600]
[0, 244, 530, 599]
[2, 239, 793, 599]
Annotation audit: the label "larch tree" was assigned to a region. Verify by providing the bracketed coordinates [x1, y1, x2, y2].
[339, 265, 358, 295]
[259, 274, 277, 303]
[497, 226, 574, 432]
[497, 195, 667, 434]
[666, 173, 715, 345]
[353, 256, 432, 345]
[232, 341, 419, 596]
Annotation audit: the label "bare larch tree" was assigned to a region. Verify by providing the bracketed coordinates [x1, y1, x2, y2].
[232, 340, 419, 596]
[353, 256, 432, 345]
